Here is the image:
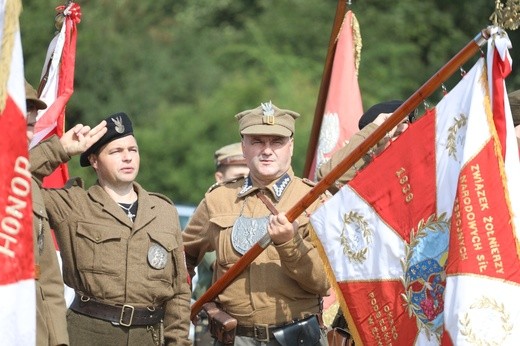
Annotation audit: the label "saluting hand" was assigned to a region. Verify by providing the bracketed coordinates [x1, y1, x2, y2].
[60, 120, 107, 156]
[268, 212, 298, 245]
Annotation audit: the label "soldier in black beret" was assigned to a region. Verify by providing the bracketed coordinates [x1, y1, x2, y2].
[79, 112, 134, 167]
[30, 112, 192, 345]
[317, 100, 414, 193]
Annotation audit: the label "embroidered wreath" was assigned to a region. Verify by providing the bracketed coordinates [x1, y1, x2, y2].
[339, 211, 372, 263]
[460, 296, 513, 345]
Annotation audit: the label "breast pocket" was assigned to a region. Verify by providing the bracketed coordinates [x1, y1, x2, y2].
[210, 215, 242, 266]
[146, 231, 177, 284]
[75, 223, 125, 276]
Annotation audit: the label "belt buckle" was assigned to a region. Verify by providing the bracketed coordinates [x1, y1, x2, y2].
[119, 304, 135, 327]
[253, 323, 270, 342]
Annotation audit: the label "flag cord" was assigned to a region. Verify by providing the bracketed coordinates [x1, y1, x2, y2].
[0, 0, 22, 113]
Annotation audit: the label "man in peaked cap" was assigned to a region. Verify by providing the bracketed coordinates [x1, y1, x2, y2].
[25, 80, 48, 140]
[317, 100, 412, 193]
[25, 80, 70, 346]
[183, 101, 330, 345]
[214, 142, 249, 183]
[30, 112, 192, 345]
[508, 89, 520, 153]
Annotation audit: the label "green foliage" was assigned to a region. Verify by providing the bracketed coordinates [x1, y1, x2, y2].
[20, 0, 520, 205]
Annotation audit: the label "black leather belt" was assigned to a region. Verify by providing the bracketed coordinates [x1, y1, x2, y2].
[70, 293, 164, 327]
[235, 315, 317, 342]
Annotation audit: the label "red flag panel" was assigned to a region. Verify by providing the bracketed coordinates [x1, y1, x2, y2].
[349, 113, 437, 241]
[447, 140, 520, 281]
[0, 97, 34, 284]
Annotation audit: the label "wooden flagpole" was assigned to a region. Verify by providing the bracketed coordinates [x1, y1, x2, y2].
[190, 27, 491, 322]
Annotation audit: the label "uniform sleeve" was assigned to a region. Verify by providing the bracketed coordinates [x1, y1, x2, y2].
[273, 212, 330, 296]
[317, 123, 379, 193]
[29, 136, 80, 226]
[29, 136, 71, 183]
[37, 224, 69, 345]
[182, 199, 213, 279]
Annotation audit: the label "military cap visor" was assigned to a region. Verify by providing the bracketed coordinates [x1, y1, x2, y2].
[80, 112, 134, 167]
[25, 80, 47, 110]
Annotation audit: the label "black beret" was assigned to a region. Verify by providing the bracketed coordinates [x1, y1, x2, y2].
[80, 112, 133, 167]
[358, 100, 404, 130]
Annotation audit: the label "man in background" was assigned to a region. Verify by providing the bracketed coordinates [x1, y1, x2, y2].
[26, 80, 69, 346]
[213, 142, 250, 184]
[317, 100, 411, 193]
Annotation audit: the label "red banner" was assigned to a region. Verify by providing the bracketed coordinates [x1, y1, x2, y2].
[0, 98, 33, 283]
[307, 10, 363, 181]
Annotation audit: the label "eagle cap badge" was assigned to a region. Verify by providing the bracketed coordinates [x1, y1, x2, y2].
[112, 116, 125, 134]
[261, 101, 275, 125]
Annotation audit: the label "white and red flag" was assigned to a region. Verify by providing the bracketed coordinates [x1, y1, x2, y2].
[29, 4, 81, 308]
[442, 34, 520, 345]
[311, 57, 520, 345]
[307, 10, 363, 181]
[0, 0, 36, 344]
[29, 2, 81, 188]
[485, 29, 520, 247]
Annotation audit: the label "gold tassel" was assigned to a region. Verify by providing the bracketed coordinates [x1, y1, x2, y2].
[0, 0, 23, 114]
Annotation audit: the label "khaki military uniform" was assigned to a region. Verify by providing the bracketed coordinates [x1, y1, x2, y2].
[33, 179, 69, 346]
[30, 136, 191, 346]
[183, 168, 330, 327]
[317, 123, 380, 193]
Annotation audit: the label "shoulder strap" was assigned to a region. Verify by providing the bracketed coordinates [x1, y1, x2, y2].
[256, 190, 279, 215]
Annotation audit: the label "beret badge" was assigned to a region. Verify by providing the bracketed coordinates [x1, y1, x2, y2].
[112, 116, 125, 134]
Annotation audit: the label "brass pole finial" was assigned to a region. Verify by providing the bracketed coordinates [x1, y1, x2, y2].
[490, 0, 520, 30]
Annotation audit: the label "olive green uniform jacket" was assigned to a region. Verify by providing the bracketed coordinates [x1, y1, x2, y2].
[33, 179, 69, 346]
[317, 123, 379, 193]
[30, 136, 191, 345]
[183, 168, 330, 326]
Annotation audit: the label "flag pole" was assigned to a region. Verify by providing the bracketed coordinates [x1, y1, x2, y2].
[190, 27, 491, 322]
[302, 0, 348, 178]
